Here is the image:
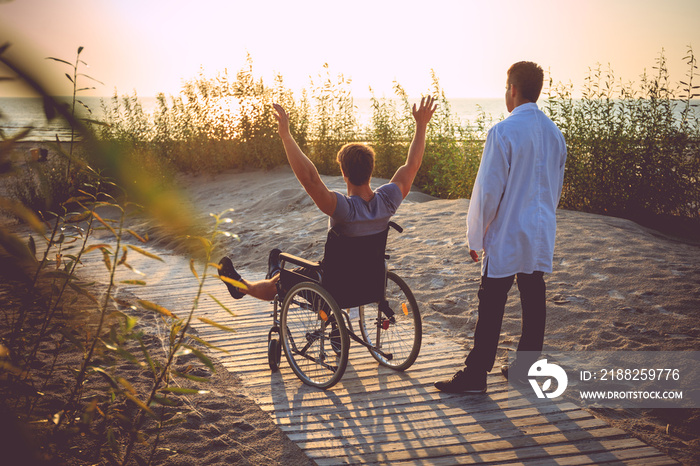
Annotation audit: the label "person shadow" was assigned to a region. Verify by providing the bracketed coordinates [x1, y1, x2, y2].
[265, 349, 648, 464]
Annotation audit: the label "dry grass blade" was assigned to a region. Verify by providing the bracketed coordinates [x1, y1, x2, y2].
[137, 300, 178, 319]
[127, 245, 164, 262]
[198, 317, 235, 333]
[207, 293, 237, 318]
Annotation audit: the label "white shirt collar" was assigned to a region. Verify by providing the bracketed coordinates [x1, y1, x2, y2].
[510, 102, 539, 116]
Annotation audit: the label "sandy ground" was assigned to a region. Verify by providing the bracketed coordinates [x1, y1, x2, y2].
[176, 166, 699, 355]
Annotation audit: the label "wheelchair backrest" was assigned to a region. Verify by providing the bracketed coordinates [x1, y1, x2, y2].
[322, 226, 390, 309]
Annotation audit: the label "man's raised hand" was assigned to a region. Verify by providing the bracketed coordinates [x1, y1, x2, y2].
[272, 103, 290, 136]
[412, 96, 437, 128]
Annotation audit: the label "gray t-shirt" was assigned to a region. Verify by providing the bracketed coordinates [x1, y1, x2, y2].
[330, 182, 403, 237]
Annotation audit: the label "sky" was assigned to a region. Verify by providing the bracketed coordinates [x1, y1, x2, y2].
[1, 0, 699, 99]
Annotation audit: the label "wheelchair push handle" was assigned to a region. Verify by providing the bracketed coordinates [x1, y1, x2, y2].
[388, 221, 403, 233]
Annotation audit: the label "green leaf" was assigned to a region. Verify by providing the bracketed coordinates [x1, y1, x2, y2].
[207, 293, 237, 318]
[219, 275, 247, 291]
[121, 279, 146, 286]
[198, 317, 235, 332]
[42, 270, 72, 279]
[91, 211, 117, 236]
[138, 299, 178, 319]
[78, 73, 105, 85]
[160, 387, 203, 395]
[123, 392, 155, 417]
[83, 243, 112, 254]
[65, 210, 92, 223]
[183, 345, 215, 372]
[81, 118, 109, 127]
[189, 258, 199, 280]
[127, 245, 164, 262]
[28, 235, 36, 256]
[151, 394, 177, 406]
[68, 281, 98, 303]
[139, 339, 156, 376]
[186, 334, 230, 354]
[126, 229, 147, 243]
[45, 56, 72, 66]
[117, 246, 127, 266]
[101, 247, 112, 271]
[117, 377, 137, 395]
[106, 428, 120, 457]
[89, 366, 118, 389]
[172, 368, 211, 383]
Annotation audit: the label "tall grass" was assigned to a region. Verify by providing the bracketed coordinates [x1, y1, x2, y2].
[100, 59, 490, 200]
[545, 48, 700, 225]
[101, 48, 699, 225]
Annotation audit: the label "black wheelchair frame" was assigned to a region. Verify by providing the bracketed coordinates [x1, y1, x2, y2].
[266, 222, 422, 389]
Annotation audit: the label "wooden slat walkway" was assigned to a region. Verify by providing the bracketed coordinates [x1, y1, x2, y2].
[79, 247, 677, 465]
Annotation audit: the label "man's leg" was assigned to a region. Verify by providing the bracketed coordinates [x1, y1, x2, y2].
[435, 272, 514, 393]
[219, 250, 282, 302]
[240, 275, 280, 301]
[464, 274, 515, 372]
[514, 271, 546, 365]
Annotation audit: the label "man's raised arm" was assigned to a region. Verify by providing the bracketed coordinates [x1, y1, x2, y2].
[391, 96, 437, 198]
[273, 104, 337, 216]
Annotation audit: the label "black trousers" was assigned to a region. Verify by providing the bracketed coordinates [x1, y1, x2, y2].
[464, 270, 546, 374]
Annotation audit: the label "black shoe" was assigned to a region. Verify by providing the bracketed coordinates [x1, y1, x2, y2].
[501, 364, 529, 386]
[266, 248, 282, 280]
[218, 257, 244, 299]
[434, 368, 487, 394]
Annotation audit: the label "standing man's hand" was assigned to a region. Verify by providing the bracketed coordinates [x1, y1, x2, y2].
[470, 249, 479, 262]
[272, 103, 290, 137]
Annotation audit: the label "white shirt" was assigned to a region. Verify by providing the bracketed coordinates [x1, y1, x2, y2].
[467, 102, 567, 278]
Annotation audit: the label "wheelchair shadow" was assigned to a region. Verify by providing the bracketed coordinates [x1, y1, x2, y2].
[265, 360, 641, 464]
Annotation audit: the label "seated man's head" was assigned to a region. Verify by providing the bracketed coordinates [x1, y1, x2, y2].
[336, 143, 375, 186]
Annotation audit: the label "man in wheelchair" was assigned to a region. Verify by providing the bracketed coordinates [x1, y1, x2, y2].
[218, 97, 437, 301]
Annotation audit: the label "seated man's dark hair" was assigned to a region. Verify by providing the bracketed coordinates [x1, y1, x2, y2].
[336, 143, 375, 186]
[507, 61, 544, 103]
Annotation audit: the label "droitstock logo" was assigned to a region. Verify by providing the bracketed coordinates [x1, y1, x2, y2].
[528, 359, 568, 399]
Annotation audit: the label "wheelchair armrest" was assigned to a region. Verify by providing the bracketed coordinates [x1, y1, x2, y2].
[388, 221, 403, 233]
[279, 252, 322, 270]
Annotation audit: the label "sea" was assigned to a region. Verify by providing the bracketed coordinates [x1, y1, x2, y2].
[0, 96, 508, 142]
[1, 96, 698, 142]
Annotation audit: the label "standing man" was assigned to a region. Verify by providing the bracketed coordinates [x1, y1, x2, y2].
[434, 61, 567, 394]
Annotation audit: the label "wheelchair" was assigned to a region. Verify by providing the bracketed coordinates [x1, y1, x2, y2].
[266, 222, 422, 389]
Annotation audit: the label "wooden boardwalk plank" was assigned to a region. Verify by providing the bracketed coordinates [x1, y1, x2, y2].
[78, 245, 678, 465]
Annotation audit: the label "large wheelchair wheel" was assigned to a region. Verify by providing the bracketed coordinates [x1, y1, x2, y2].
[359, 271, 421, 371]
[280, 282, 349, 389]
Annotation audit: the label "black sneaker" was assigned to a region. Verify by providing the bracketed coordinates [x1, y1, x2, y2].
[218, 257, 244, 299]
[266, 248, 282, 279]
[501, 364, 529, 386]
[434, 368, 487, 394]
